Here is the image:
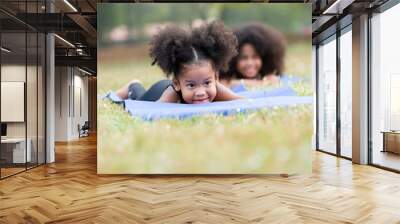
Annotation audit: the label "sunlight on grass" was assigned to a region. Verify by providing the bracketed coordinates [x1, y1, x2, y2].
[98, 101, 313, 174]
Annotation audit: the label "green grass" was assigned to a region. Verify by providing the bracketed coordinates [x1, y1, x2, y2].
[97, 42, 313, 174]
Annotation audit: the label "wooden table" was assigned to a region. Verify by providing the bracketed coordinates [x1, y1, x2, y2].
[381, 131, 400, 154]
[1, 138, 31, 164]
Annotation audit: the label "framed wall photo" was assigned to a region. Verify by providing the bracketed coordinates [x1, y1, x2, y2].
[1, 81, 25, 122]
[97, 3, 313, 174]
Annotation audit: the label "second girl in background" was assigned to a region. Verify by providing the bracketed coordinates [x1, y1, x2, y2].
[220, 23, 287, 91]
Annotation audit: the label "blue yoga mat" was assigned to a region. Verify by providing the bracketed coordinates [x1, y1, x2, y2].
[104, 86, 312, 121]
[230, 74, 305, 93]
[106, 86, 296, 103]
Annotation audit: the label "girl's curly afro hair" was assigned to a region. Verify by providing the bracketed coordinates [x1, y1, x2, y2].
[220, 23, 286, 80]
[149, 21, 238, 78]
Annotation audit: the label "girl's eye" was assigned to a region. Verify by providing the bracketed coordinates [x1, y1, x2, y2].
[204, 81, 211, 86]
[186, 83, 195, 88]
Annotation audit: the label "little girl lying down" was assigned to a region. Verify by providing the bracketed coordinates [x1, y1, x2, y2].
[116, 21, 244, 104]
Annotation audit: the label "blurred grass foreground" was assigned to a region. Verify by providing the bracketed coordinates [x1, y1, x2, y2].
[97, 3, 313, 174]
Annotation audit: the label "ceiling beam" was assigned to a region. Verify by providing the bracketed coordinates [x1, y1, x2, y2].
[67, 13, 97, 43]
[55, 55, 96, 72]
[322, 0, 356, 15]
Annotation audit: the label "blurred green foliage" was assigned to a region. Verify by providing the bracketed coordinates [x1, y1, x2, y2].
[98, 3, 311, 47]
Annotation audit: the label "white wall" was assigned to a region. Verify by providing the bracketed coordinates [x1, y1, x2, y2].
[55, 67, 70, 141]
[55, 67, 89, 141]
[72, 73, 89, 138]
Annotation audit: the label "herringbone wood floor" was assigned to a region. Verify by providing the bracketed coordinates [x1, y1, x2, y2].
[1, 134, 400, 223]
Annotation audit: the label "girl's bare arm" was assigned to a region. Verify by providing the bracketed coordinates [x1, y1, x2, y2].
[156, 85, 180, 103]
[220, 75, 279, 89]
[214, 82, 245, 101]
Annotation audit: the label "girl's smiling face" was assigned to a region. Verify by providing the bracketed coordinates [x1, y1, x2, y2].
[173, 61, 218, 104]
[236, 43, 262, 79]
